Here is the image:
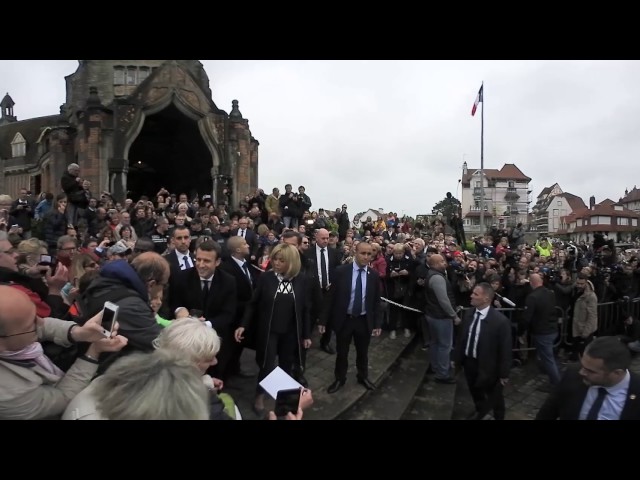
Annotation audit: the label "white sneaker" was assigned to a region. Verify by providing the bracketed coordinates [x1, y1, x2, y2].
[390, 330, 397, 340]
[404, 328, 411, 338]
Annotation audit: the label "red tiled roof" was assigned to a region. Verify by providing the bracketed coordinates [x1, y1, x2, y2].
[554, 192, 586, 211]
[462, 163, 531, 185]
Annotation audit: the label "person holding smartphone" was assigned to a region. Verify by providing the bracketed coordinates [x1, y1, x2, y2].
[0, 286, 128, 420]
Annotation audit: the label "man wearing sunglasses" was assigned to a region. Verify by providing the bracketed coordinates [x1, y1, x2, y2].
[0, 286, 128, 419]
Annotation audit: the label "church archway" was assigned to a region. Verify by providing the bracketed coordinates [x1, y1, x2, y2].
[126, 103, 213, 200]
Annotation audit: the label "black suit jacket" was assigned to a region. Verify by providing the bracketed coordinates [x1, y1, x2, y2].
[166, 249, 196, 278]
[453, 307, 512, 388]
[169, 267, 237, 334]
[305, 245, 341, 289]
[218, 256, 257, 323]
[321, 263, 382, 334]
[536, 366, 640, 420]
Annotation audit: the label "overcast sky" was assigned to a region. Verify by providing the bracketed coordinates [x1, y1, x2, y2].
[1, 60, 638, 217]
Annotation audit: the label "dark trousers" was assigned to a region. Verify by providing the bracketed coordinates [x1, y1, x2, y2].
[334, 315, 371, 381]
[462, 357, 505, 420]
[319, 288, 333, 348]
[573, 333, 594, 359]
[211, 328, 242, 381]
[255, 328, 299, 396]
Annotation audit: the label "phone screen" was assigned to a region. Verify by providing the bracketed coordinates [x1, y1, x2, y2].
[189, 309, 203, 318]
[102, 305, 118, 336]
[274, 388, 301, 417]
[39, 254, 52, 265]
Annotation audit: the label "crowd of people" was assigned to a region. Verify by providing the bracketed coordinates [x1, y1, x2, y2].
[0, 162, 639, 420]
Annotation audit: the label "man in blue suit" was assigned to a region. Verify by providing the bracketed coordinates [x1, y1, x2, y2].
[320, 242, 382, 393]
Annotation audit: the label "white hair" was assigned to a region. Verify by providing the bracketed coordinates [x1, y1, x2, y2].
[93, 350, 209, 420]
[153, 317, 221, 364]
[67, 163, 80, 172]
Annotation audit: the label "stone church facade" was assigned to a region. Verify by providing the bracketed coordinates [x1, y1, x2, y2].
[0, 60, 259, 206]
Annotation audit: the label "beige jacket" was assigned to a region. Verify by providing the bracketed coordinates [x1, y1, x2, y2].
[572, 280, 598, 338]
[265, 194, 281, 217]
[0, 317, 98, 420]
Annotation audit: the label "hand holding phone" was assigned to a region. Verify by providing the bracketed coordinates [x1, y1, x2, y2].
[101, 301, 120, 338]
[274, 388, 302, 418]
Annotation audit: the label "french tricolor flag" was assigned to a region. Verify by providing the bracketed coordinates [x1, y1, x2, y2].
[471, 85, 483, 116]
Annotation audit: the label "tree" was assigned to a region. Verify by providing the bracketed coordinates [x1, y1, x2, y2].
[432, 192, 461, 223]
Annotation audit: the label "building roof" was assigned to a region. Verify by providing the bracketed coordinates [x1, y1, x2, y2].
[462, 163, 531, 185]
[0, 114, 60, 164]
[560, 192, 587, 212]
[1, 93, 15, 108]
[561, 200, 640, 224]
[621, 187, 640, 204]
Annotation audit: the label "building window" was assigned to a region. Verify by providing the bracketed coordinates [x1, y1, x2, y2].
[557, 200, 562, 206]
[11, 132, 26, 157]
[126, 67, 137, 85]
[553, 209, 559, 216]
[617, 217, 629, 226]
[508, 181, 515, 188]
[475, 181, 480, 187]
[138, 67, 150, 82]
[114, 66, 125, 85]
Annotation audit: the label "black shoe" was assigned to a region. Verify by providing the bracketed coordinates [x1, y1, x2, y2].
[296, 375, 309, 388]
[465, 410, 481, 420]
[321, 344, 336, 355]
[434, 377, 457, 385]
[357, 378, 376, 390]
[327, 379, 345, 394]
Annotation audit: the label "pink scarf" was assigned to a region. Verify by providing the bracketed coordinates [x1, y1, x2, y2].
[0, 342, 64, 377]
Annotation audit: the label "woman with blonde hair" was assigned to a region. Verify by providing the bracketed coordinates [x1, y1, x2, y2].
[16, 237, 49, 278]
[234, 243, 312, 416]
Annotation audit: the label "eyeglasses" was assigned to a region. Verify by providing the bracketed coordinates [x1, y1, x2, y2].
[0, 316, 38, 338]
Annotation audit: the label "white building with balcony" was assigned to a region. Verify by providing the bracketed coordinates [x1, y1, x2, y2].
[460, 162, 532, 234]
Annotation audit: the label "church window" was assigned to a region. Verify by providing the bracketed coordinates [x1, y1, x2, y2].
[114, 66, 125, 85]
[126, 67, 137, 85]
[11, 132, 26, 158]
[138, 67, 150, 82]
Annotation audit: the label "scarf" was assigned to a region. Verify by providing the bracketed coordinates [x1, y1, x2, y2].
[0, 342, 64, 377]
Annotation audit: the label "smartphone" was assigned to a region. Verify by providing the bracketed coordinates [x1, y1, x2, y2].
[39, 254, 52, 265]
[189, 309, 203, 318]
[101, 301, 120, 338]
[274, 388, 302, 417]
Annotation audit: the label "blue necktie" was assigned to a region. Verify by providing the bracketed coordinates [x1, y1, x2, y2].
[586, 388, 608, 420]
[352, 268, 364, 316]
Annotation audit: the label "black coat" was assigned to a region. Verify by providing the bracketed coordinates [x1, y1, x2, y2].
[241, 271, 312, 366]
[169, 267, 237, 335]
[454, 307, 512, 388]
[536, 366, 640, 420]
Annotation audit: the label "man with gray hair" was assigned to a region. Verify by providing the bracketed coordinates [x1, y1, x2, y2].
[60, 163, 86, 229]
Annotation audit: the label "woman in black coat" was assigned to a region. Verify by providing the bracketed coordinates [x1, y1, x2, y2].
[43, 193, 69, 254]
[234, 243, 312, 416]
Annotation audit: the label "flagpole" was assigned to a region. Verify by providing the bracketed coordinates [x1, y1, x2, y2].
[479, 81, 485, 236]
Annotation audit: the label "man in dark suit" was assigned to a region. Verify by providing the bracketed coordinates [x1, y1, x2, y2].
[165, 225, 195, 278]
[230, 217, 258, 263]
[169, 240, 237, 378]
[536, 336, 640, 420]
[218, 235, 258, 379]
[453, 282, 512, 420]
[321, 242, 382, 393]
[306, 228, 342, 354]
